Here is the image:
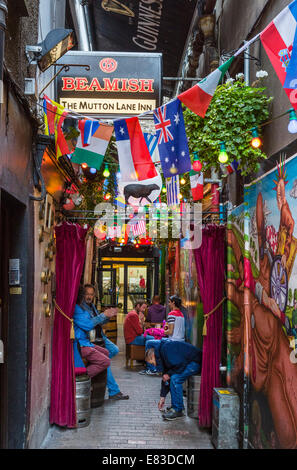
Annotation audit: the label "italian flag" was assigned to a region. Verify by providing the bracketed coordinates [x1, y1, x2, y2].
[178, 57, 234, 117]
[190, 170, 203, 201]
[72, 119, 114, 170]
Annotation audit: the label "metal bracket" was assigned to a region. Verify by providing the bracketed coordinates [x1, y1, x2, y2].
[25, 45, 42, 64]
[38, 63, 90, 98]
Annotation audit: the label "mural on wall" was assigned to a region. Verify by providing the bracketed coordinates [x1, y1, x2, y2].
[226, 155, 297, 449]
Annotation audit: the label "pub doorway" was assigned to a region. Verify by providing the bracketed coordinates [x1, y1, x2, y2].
[98, 260, 152, 314]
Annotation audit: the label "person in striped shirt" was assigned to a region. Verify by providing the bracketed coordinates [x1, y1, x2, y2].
[165, 295, 185, 342]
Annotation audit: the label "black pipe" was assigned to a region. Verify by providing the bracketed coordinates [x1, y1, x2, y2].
[0, 1, 7, 107]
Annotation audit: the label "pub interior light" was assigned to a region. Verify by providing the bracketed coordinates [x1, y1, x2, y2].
[25, 28, 75, 72]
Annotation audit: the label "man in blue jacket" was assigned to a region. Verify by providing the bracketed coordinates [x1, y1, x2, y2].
[73, 284, 129, 400]
[145, 340, 202, 420]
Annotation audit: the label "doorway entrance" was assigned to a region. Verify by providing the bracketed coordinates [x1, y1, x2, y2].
[0, 190, 31, 448]
[98, 259, 152, 314]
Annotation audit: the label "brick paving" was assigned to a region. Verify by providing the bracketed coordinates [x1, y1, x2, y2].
[41, 321, 213, 450]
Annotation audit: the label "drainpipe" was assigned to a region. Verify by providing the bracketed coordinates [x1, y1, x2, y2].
[244, 41, 250, 86]
[69, 0, 92, 51]
[0, 1, 7, 106]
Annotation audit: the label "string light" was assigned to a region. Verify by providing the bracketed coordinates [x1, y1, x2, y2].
[288, 108, 297, 134]
[250, 127, 262, 148]
[81, 162, 88, 169]
[103, 164, 110, 178]
[192, 151, 202, 172]
[162, 185, 167, 193]
[180, 177, 186, 185]
[218, 142, 228, 164]
[170, 163, 178, 174]
[89, 167, 97, 174]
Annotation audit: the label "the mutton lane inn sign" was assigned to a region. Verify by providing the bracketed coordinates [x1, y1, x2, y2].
[55, 51, 162, 117]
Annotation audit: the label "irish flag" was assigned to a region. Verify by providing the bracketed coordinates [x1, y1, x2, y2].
[190, 169, 203, 201]
[72, 119, 113, 170]
[178, 56, 234, 117]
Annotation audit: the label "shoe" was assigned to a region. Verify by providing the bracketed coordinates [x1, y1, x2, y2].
[162, 409, 184, 420]
[146, 370, 158, 376]
[109, 392, 129, 400]
[138, 369, 147, 375]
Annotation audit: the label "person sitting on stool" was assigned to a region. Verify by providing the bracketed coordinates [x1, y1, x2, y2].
[73, 284, 129, 400]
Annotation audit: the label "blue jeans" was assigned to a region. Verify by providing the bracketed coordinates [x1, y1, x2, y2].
[129, 334, 156, 372]
[102, 336, 121, 397]
[169, 362, 201, 412]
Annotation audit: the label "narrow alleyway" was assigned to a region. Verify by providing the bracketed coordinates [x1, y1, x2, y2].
[41, 316, 213, 450]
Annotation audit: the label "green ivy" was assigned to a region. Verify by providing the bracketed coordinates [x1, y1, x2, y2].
[184, 79, 273, 176]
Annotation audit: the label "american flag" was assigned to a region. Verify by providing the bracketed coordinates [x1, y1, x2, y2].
[130, 217, 146, 237]
[166, 175, 180, 206]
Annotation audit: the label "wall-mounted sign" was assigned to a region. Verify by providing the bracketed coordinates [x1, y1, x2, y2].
[56, 51, 162, 117]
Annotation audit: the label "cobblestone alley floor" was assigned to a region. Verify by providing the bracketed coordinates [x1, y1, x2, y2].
[41, 321, 213, 450]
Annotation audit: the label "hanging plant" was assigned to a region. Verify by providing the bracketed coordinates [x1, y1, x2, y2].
[183, 74, 273, 176]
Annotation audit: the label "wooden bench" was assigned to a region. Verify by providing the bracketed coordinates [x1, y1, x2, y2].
[126, 344, 145, 369]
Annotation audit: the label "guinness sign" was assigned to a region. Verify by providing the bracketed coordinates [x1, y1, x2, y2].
[56, 51, 162, 117]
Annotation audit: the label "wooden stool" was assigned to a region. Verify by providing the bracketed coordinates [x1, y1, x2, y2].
[126, 344, 145, 369]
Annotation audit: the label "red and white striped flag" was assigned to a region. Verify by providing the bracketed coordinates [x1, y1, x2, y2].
[131, 218, 146, 237]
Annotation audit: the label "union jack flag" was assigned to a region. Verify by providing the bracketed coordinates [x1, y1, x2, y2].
[153, 105, 174, 144]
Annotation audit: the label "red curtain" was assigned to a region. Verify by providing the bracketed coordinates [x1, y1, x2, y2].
[50, 222, 88, 428]
[194, 225, 225, 427]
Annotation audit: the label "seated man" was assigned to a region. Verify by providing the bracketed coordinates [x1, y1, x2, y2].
[73, 284, 129, 400]
[146, 340, 202, 420]
[123, 299, 156, 375]
[165, 295, 185, 341]
[146, 295, 166, 324]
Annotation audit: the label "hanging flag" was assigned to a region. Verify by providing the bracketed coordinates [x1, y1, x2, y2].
[130, 217, 146, 237]
[114, 117, 158, 181]
[42, 95, 69, 158]
[143, 132, 160, 163]
[43, 95, 57, 135]
[54, 103, 69, 159]
[114, 117, 162, 206]
[153, 99, 191, 178]
[261, 0, 297, 108]
[177, 57, 234, 117]
[72, 119, 114, 170]
[115, 195, 126, 209]
[166, 175, 180, 206]
[190, 170, 203, 201]
[220, 160, 240, 176]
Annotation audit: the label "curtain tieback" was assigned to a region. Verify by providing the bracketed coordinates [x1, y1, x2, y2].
[54, 300, 75, 340]
[202, 297, 226, 336]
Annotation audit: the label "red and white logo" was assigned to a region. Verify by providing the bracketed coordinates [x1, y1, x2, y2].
[99, 58, 118, 73]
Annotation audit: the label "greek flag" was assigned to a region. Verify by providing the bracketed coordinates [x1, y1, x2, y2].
[166, 176, 180, 206]
[143, 132, 159, 163]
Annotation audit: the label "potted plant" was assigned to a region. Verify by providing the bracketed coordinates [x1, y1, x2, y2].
[183, 72, 273, 176]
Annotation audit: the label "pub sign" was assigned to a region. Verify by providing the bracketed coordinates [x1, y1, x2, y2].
[56, 51, 162, 117]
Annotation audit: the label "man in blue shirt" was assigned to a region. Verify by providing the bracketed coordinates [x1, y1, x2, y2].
[145, 340, 202, 420]
[73, 284, 129, 400]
